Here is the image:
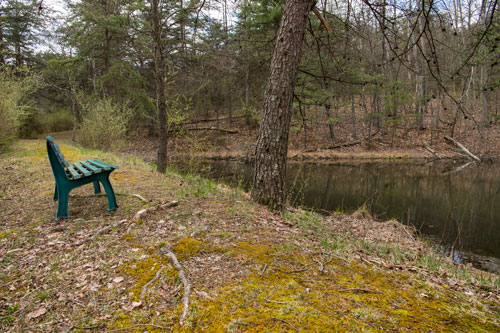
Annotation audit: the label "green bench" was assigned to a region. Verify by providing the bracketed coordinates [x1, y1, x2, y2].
[46, 136, 119, 218]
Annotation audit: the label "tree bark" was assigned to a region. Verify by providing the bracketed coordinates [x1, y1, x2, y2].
[252, 0, 316, 210]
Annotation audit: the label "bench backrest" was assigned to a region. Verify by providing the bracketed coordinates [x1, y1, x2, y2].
[46, 136, 70, 181]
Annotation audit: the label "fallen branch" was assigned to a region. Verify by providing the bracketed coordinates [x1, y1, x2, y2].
[444, 136, 481, 162]
[74, 219, 127, 247]
[159, 247, 192, 327]
[106, 323, 171, 332]
[423, 141, 442, 159]
[170, 228, 208, 249]
[171, 127, 239, 134]
[140, 266, 164, 300]
[132, 194, 149, 203]
[134, 200, 179, 221]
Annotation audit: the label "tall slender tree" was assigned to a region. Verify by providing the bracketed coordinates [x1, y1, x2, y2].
[252, 0, 316, 210]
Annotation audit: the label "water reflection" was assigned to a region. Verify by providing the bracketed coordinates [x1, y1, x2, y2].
[175, 160, 500, 266]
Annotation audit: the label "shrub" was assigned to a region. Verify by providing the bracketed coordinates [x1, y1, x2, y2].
[18, 108, 74, 138]
[0, 66, 43, 152]
[79, 97, 132, 151]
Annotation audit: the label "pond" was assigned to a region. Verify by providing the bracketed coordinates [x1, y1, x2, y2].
[176, 159, 500, 272]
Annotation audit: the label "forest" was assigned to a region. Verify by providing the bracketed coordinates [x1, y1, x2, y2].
[2, 0, 500, 331]
[2, 0, 499, 155]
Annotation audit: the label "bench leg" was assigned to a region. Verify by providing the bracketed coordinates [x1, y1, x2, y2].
[56, 188, 70, 218]
[93, 181, 101, 194]
[53, 184, 58, 201]
[101, 175, 118, 211]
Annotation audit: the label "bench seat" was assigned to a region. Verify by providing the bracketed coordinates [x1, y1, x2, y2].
[46, 136, 119, 218]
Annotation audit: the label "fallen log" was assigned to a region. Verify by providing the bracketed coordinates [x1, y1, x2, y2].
[423, 141, 442, 159]
[444, 136, 481, 162]
[170, 127, 239, 134]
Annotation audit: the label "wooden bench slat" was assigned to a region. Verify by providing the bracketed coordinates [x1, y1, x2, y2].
[88, 159, 114, 171]
[67, 165, 82, 179]
[80, 161, 101, 174]
[89, 159, 119, 170]
[87, 160, 111, 171]
[73, 162, 92, 177]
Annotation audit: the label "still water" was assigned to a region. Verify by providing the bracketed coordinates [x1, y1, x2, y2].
[177, 160, 500, 270]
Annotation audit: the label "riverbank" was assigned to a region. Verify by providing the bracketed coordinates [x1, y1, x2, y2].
[116, 109, 500, 164]
[1, 139, 499, 331]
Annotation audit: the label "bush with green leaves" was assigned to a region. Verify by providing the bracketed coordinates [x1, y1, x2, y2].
[18, 108, 74, 138]
[0, 66, 42, 152]
[79, 97, 132, 151]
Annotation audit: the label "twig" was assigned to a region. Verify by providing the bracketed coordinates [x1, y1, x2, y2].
[140, 266, 164, 300]
[281, 267, 307, 274]
[265, 299, 287, 304]
[74, 219, 127, 246]
[70, 323, 106, 331]
[159, 247, 192, 326]
[336, 287, 382, 294]
[189, 228, 208, 238]
[169, 228, 208, 249]
[273, 318, 298, 331]
[55, 318, 106, 331]
[106, 323, 171, 332]
[260, 263, 268, 277]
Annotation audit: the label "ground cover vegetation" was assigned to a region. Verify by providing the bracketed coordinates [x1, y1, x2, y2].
[0, 139, 499, 331]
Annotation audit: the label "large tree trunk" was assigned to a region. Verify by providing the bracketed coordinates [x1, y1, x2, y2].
[252, 0, 316, 210]
[151, 0, 168, 173]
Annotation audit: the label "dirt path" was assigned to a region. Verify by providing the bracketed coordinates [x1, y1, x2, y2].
[1, 140, 499, 331]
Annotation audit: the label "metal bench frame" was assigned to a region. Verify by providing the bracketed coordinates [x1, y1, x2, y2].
[46, 136, 119, 218]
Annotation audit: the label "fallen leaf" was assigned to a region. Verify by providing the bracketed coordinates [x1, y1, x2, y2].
[26, 307, 47, 320]
[113, 276, 124, 283]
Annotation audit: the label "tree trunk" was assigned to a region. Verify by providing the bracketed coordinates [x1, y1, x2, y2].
[151, 0, 168, 173]
[351, 94, 357, 139]
[252, 0, 315, 211]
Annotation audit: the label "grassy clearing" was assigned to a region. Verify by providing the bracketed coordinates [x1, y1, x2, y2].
[0, 139, 499, 331]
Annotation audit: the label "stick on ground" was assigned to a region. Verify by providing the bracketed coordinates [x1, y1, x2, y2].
[159, 247, 192, 326]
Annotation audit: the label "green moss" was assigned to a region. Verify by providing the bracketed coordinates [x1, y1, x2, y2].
[119, 255, 175, 301]
[233, 241, 275, 264]
[185, 243, 500, 332]
[172, 237, 202, 257]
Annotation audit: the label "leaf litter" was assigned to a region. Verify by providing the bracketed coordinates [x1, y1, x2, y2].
[0, 140, 499, 331]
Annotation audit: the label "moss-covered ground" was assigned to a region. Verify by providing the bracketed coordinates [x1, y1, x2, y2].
[0, 139, 499, 332]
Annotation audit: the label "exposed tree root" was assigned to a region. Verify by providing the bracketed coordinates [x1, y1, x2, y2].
[155, 228, 206, 326]
[159, 247, 192, 327]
